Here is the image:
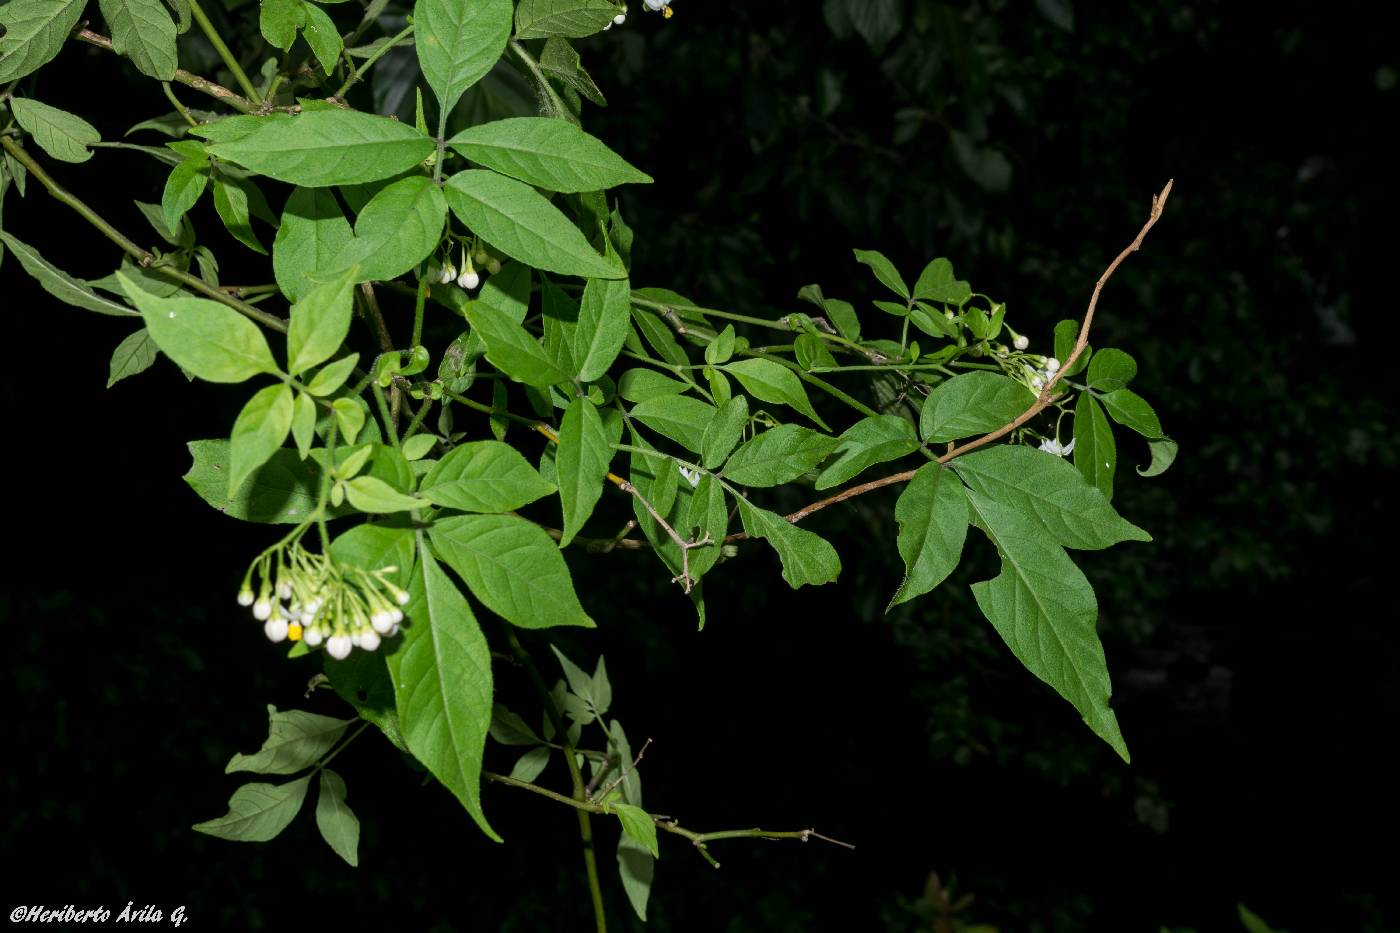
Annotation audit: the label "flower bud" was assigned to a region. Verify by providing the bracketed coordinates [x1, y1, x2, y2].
[1044, 357, 1061, 373]
[326, 634, 353, 660]
[303, 626, 324, 647]
[1030, 374, 1045, 390]
[486, 258, 502, 275]
[371, 611, 396, 634]
[252, 598, 272, 621]
[440, 263, 457, 285]
[613, 11, 626, 24]
[1014, 334, 1029, 351]
[237, 588, 255, 607]
[359, 630, 382, 652]
[264, 618, 290, 642]
[458, 270, 481, 290]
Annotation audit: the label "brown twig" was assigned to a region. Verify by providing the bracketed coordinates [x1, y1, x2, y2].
[72, 29, 258, 114]
[723, 179, 1175, 540]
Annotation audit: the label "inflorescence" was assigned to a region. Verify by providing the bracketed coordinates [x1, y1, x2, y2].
[237, 543, 409, 660]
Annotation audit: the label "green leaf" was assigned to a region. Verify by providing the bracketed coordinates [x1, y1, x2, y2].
[793, 332, 837, 371]
[212, 175, 266, 254]
[415, 0, 511, 114]
[1086, 347, 1136, 391]
[611, 803, 659, 858]
[314, 769, 360, 866]
[911, 257, 972, 305]
[401, 433, 437, 461]
[852, 248, 908, 300]
[965, 490, 1129, 762]
[205, 111, 435, 187]
[919, 372, 1034, 443]
[704, 324, 736, 366]
[9, 98, 101, 162]
[0, 0, 87, 82]
[617, 369, 689, 403]
[1137, 438, 1178, 477]
[305, 353, 358, 396]
[192, 777, 310, 841]
[814, 414, 918, 489]
[628, 394, 716, 453]
[259, 0, 303, 49]
[952, 444, 1150, 550]
[722, 358, 828, 429]
[225, 704, 352, 774]
[444, 170, 624, 279]
[489, 704, 542, 746]
[797, 283, 861, 341]
[161, 158, 210, 231]
[287, 265, 357, 375]
[618, 836, 655, 922]
[1054, 319, 1090, 377]
[290, 391, 316, 458]
[539, 36, 606, 106]
[0, 232, 137, 316]
[274, 187, 355, 302]
[701, 394, 748, 470]
[386, 547, 500, 840]
[1073, 393, 1116, 500]
[430, 513, 595, 628]
[300, 1, 343, 75]
[107, 328, 160, 387]
[550, 644, 594, 705]
[736, 498, 841, 588]
[229, 383, 295, 497]
[629, 305, 693, 371]
[344, 475, 427, 513]
[420, 441, 556, 512]
[514, 0, 618, 39]
[1099, 388, 1164, 439]
[100, 0, 178, 79]
[447, 118, 651, 193]
[888, 463, 968, 609]
[573, 275, 631, 381]
[722, 424, 839, 487]
[333, 397, 366, 443]
[557, 397, 621, 545]
[122, 274, 279, 382]
[1237, 903, 1287, 933]
[344, 173, 448, 283]
[185, 441, 340, 523]
[465, 298, 572, 386]
[509, 746, 550, 781]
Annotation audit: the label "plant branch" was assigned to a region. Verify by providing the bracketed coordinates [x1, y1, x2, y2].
[72, 29, 258, 114]
[184, 0, 262, 104]
[0, 137, 288, 333]
[333, 24, 414, 100]
[484, 770, 855, 868]
[509, 39, 570, 120]
[725, 180, 1175, 538]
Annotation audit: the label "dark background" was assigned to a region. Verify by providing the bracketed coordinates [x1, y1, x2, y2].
[3, 1, 1397, 930]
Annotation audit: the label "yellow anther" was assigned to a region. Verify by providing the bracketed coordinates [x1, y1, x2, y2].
[288, 623, 304, 642]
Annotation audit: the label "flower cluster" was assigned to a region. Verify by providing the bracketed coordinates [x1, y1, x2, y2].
[426, 243, 501, 294]
[604, 0, 673, 29]
[1022, 355, 1061, 392]
[237, 543, 409, 660]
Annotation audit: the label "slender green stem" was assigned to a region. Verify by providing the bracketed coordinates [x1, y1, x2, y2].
[411, 270, 428, 348]
[402, 396, 433, 439]
[161, 83, 199, 127]
[509, 39, 570, 119]
[745, 350, 879, 418]
[314, 722, 370, 773]
[186, 0, 262, 104]
[807, 363, 955, 374]
[371, 384, 401, 449]
[504, 629, 607, 933]
[335, 24, 415, 99]
[444, 390, 537, 428]
[0, 137, 287, 333]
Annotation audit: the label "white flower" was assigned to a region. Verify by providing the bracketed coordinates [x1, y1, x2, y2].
[644, 0, 669, 9]
[458, 270, 480, 290]
[1013, 334, 1029, 351]
[326, 634, 353, 660]
[371, 610, 396, 634]
[237, 588, 255, 607]
[264, 618, 289, 642]
[440, 262, 457, 285]
[1038, 437, 1076, 457]
[252, 598, 272, 621]
[677, 465, 701, 487]
[1044, 357, 1061, 373]
[1030, 374, 1045, 391]
[359, 630, 382, 652]
[303, 626, 325, 647]
[613, 12, 626, 25]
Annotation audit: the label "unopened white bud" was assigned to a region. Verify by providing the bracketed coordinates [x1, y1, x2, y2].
[391, 607, 405, 623]
[349, 630, 365, 649]
[276, 581, 292, 600]
[458, 270, 480, 290]
[1044, 357, 1060, 373]
[1030, 375, 1045, 390]
[303, 626, 324, 647]
[440, 263, 457, 285]
[486, 258, 502, 275]
[252, 598, 272, 621]
[613, 12, 626, 24]
[326, 634, 353, 660]
[237, 588, 255, 607]
[359, 630, 382, 652]
[371, 611, 396, 634]
[1013, 334, 1029, 351]
[264, 618, 290, 642]
[393, 588, 410, 606]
